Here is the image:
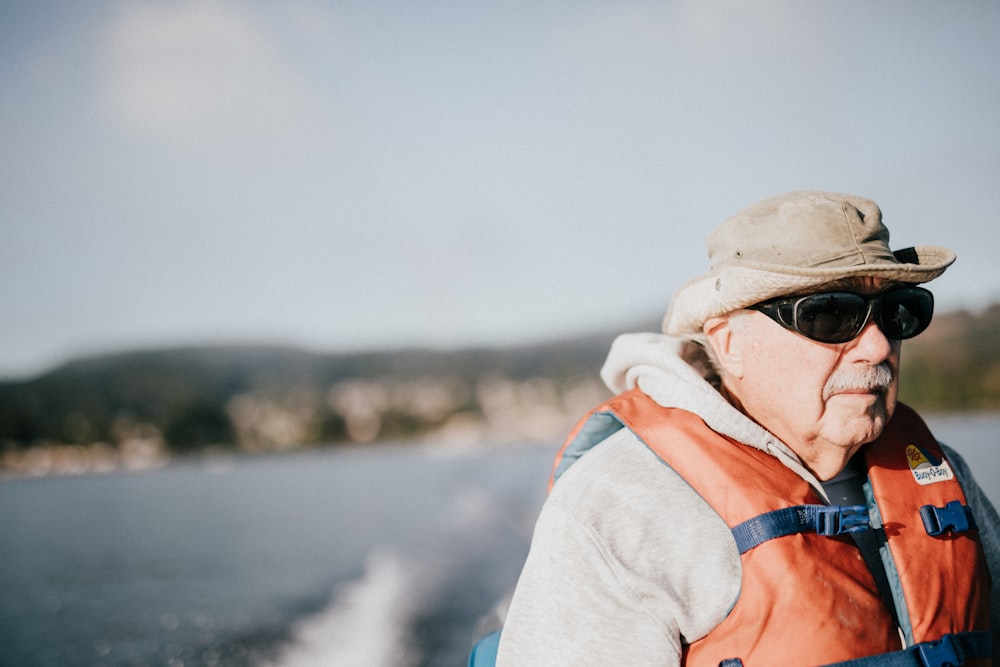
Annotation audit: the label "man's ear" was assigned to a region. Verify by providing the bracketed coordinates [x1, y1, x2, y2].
[704, 314, 744, 379]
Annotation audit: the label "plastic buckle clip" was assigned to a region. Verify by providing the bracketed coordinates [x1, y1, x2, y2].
[815, 505, 869, 536]
[920, 501, 974, 537]
[915, 634, 960, 667]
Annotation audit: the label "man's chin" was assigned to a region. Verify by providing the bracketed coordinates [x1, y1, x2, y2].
[829, 398, 891, 446]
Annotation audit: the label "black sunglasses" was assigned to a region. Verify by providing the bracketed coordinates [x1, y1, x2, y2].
[747, 286, 935, 344]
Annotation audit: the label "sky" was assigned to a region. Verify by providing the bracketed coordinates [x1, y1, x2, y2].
[1, 1, 998, 380]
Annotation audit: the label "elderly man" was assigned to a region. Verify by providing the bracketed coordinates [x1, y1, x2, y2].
[489, 191, 999, 666]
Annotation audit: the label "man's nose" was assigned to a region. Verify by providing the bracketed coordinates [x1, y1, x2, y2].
[849, 319, 895, 363]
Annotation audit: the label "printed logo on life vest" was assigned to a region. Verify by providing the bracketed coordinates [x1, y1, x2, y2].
[905, 444, 954, 485]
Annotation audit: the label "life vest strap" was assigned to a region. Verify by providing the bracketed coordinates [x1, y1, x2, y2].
[730, 504, 869, 554]
[719, 631, 991, 667]
[920, 500, 978, 537]
[823, 631, 992, 667]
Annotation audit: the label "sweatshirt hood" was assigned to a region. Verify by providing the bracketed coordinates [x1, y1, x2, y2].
[599, 332, 827, 495]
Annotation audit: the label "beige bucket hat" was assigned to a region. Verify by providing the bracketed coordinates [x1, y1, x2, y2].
[662, 190, 956, 337]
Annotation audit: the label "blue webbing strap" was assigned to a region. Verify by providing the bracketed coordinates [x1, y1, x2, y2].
[730, 504, 870, 554]
[717, 631, 991, 667]
[823, 631, 992, 667]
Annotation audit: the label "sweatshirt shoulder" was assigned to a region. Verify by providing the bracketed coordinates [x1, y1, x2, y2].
[541, 427, 742, 642]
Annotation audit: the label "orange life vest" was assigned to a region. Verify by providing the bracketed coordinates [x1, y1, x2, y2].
[551, 388, 991, 667]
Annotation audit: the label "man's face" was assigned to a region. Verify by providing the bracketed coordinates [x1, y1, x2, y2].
[726, 278, 901, 479]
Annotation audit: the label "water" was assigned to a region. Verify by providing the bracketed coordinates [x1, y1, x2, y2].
[0, 415, 997, 667]
[0, 444, 554, 667]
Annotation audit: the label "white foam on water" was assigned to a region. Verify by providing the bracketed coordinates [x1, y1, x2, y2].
[272, 550, 418, 667]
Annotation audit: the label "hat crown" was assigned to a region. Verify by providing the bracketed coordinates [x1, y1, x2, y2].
[708, 191, 896, 272]
[662, 190, 956, 337]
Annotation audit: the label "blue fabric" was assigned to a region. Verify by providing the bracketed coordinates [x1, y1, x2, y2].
[551, 411, 625, 486]
[822, 631, 992, 667]
[468, 629, 502, 667]
[718, 632, 992, 666]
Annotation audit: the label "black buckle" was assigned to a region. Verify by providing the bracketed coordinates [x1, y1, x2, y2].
[920, 501, 976, 537]
[815, 505, 869, 536]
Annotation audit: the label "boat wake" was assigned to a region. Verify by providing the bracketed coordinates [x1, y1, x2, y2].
[269, 478, 541, 667]
[272, 550, 418, 667]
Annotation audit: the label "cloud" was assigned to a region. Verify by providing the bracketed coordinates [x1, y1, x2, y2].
[98, 0, 322, 152]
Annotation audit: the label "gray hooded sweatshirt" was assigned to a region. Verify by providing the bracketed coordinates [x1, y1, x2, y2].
[496, 333, 1000, 666]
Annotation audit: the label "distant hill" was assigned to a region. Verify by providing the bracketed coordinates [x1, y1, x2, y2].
[0, 328, 621, 472]
[898, 303, 1000, 411]
[2, 306, 999, 475]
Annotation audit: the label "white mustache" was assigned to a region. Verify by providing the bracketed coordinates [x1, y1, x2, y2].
[823, 363, 895, 400]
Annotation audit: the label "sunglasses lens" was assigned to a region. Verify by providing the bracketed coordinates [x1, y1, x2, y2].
[754, 286, 936, 343]
[794, 293, 868, 343]
[876, 288, 934, 339]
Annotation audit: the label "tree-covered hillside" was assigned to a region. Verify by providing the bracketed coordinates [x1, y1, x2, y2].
[0, 333, 616, 471]
[2, 305, 998, 475]
[898, 304, 1000, 410]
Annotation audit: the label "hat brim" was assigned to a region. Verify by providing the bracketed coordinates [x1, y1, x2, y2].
[662, 245, 956, 337]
